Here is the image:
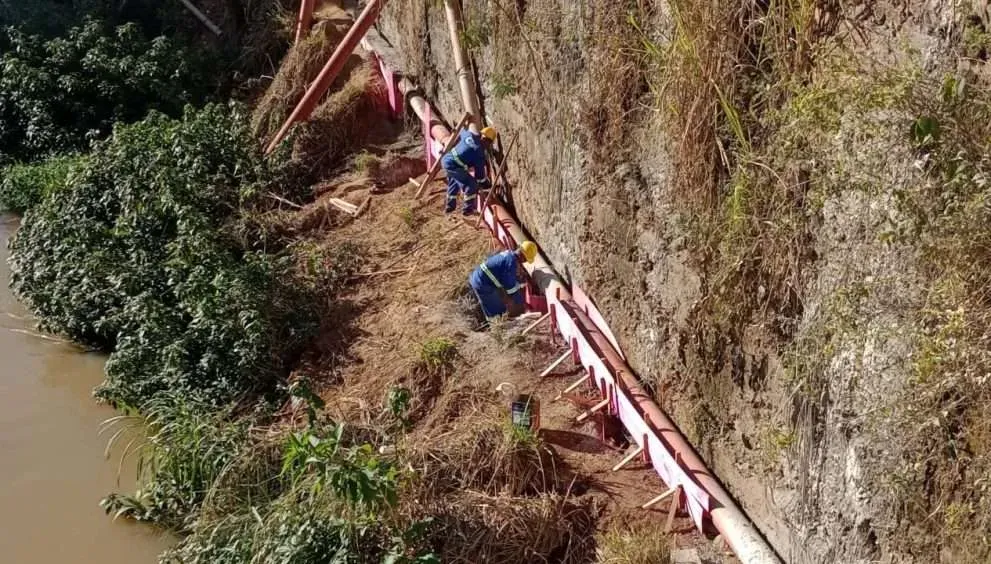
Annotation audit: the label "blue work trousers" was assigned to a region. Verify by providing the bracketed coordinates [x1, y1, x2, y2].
[444, 167, 478, 214]
[470, 280, 523, 320]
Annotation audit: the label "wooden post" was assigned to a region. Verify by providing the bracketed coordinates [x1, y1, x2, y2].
[642, 486, 678, 509]
[553, 372, 590, 402]
[665, 486, 682, 532]
[611, 444, 645, 471]
[476, 133, 518, 226]
[521, 312, 550, 336]
[294, 0, 315, 44]
[413, 113, 472, 199]
[179, 0, 222, 35]
[576, 398, 609, 423]
[539, 349, 572, 378]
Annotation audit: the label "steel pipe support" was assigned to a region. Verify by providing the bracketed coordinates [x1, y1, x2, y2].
[265, 0, 389, 154]
[294, 0, 315, 44]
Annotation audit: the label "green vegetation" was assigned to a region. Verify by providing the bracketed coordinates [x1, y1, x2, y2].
[10, 104, 316, 407]
[489, 72, 518, 99]
[416, 337, 458, 375]
[461, 19, 491, 52]
[0, 4, 461, 563]
[102, 405, 438, 563]
[0, 154, 83, 212]
[0, 19, 212, 164]
[595, 521, 670, 564]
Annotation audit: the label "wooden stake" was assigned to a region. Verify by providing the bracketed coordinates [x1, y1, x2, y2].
[328, 198, 359, 215]
[266, 192, 303, 209]
[476, 133, 519, 226]
[354, 196, 372, 218]
[553, 373, 589, 402]
[576, 398, 609, 423]
[414, 113, 472, 199]
[178, 0, 223, 36]
[356, 266, 415, 277]
[521, 312, 550, 336]
[665, 486, 682, 532]
[611, 444, 645, 472]
[642, 486, 678, 509]
[539, 349, 572, 378]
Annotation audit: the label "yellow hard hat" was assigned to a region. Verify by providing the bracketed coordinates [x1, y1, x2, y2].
[481, 126, 498, 141]
[519, 241, 538, 263]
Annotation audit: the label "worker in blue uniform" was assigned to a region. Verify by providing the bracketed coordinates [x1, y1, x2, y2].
[469, 241, 538, 322]
[442, 125, 497, 215]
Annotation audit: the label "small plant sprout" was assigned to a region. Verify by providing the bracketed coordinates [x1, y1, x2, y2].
[417, 337, 458, 375]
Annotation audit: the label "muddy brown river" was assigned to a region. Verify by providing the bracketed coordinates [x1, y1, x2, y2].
[0, 217, 170, 562]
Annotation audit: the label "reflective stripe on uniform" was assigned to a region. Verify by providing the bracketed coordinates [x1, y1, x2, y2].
[450, 151, 469, 170]
[479, 263, 502, 289]
[480, 261, 521, 294]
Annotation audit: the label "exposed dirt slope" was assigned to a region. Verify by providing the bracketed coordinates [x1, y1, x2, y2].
[281, 155, 728, 561]
[374, 1, 991, 562]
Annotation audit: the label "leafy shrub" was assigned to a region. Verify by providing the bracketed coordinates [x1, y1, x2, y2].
[101, 396, 251, 528]
[417, 338, 458, 375]
[0, 18, 212, 164]
[0, 0, 114, 36]
[282, 425, 399, 512]
[9, 103, 315, 406]
[147, 415, 436, 564]
[0, 154, 84, 212]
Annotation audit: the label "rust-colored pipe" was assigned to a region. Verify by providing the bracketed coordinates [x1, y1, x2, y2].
[294, 0, 315, 44]
[442, 0, 481, 132]
[265, 0, 388, 155]
[487, 201, 782, 564]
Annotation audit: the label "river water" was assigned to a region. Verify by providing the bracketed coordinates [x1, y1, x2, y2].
[0, 217, 170, 562]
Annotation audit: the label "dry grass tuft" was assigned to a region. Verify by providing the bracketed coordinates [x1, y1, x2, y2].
[421, 492, 596, 564]
[411, 411, 568, 497]
[595, 520, 670, 564]
[291, 63, 387, 178]
[416, 382, 491, 432]
[199, 436, 284, 522]
[251, 5, 353, 141]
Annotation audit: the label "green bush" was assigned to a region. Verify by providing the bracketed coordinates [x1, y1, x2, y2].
[0, 154, 84, 212]
[100, 396, 251, 528]
[0, 0, 114, 36]
[127, 414, 437, 564]
[0, 18, 212, 164]
[9, 103, 315, 406]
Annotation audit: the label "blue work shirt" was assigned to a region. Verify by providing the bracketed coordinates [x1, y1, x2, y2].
[469, 250, 522, 295]
[442, 130, 488, 182]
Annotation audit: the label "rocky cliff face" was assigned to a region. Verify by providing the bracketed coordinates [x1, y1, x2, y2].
[375, 1, 991, 562]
